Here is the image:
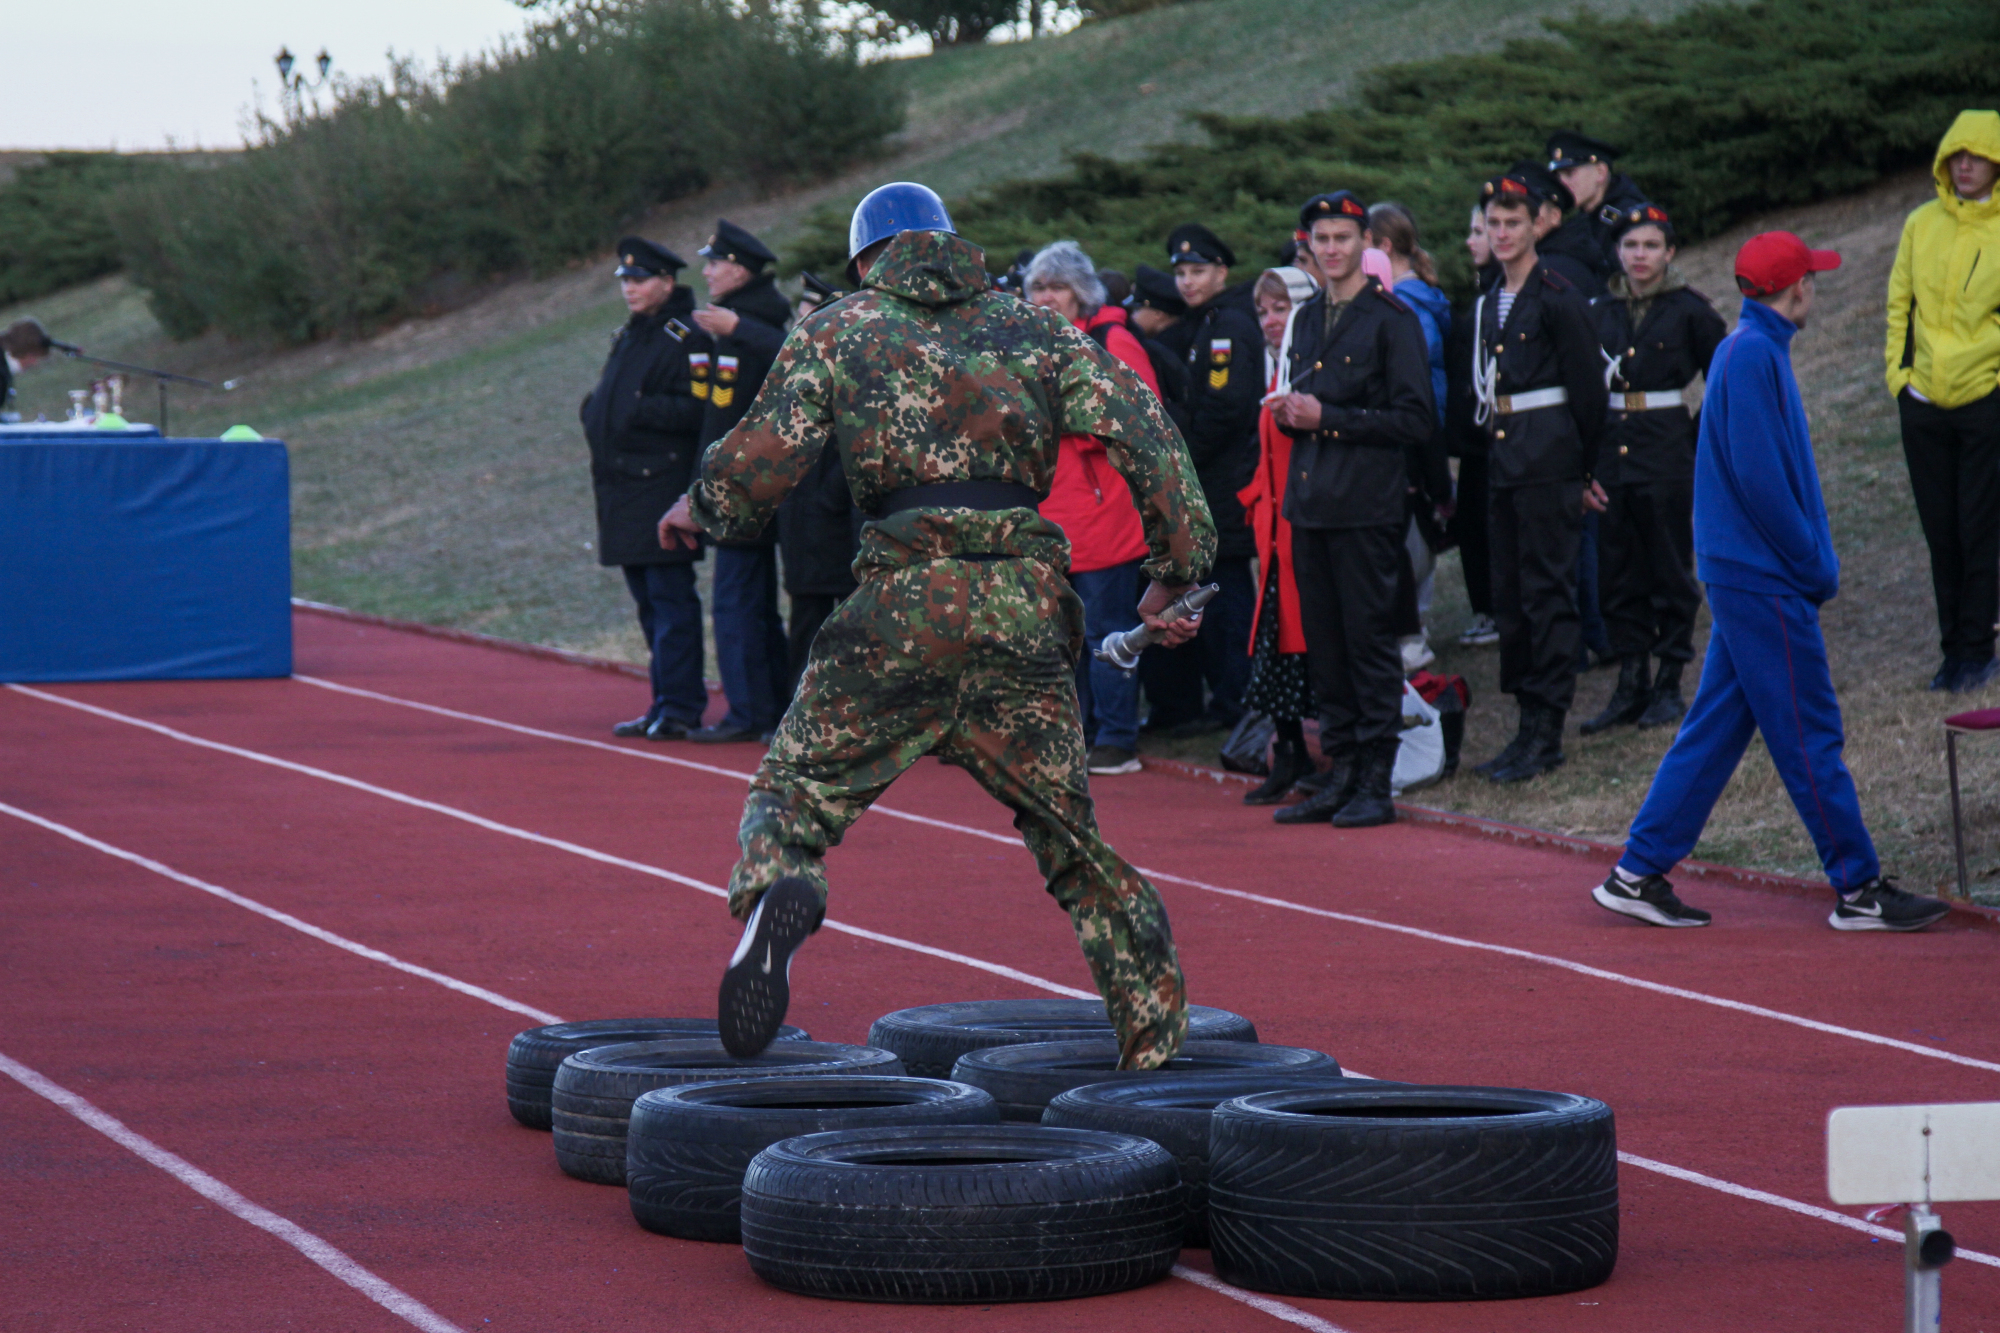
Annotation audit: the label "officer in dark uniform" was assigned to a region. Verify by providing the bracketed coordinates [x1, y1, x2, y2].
[1547, 131, 1649, 277]
[582, 237, 710, 740]
[690, 218, 794, 743]
[1266, 191, 1437, 828]
[1470, 172, 1609, 783]
[778, 272, 860, 696]
[1580, 203, 1727, 736]
[1510, 160, 1605, 297]
[1152, 222, 1261, 733]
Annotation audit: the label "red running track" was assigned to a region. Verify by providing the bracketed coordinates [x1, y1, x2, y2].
[4, 608, 1999, 1332]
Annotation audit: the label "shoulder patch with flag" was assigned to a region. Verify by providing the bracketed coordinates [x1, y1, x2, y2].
[714, 354, 740, 408]
[689, 351, 711, 400]
[1208, 338, 1231, 390]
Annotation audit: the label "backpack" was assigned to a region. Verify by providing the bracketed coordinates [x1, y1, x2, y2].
[1087, 322, 1193, 436]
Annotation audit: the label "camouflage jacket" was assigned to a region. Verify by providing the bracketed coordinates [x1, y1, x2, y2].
[686, 230, 1215, 585]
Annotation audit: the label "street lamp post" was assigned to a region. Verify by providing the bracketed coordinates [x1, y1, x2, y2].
[273, 47, 333, 113]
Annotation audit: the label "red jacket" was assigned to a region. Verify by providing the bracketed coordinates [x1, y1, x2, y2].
[1041, 306, 1158, 574]
[1237, 362, 1306, 654]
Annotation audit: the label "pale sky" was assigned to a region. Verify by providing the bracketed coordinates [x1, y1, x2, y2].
[7, 0, 535, 150]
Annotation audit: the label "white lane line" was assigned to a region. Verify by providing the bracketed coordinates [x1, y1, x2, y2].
[0, 800, 563, 1026]
[1618, 1151, 2000, 1269]
[1171, 1265, 1354, 1332]
[0, 1050, 467, 1333]
[285, 677, 2000, 1077]
[6, 686, 1093, 1002]
[15, 688, 1993, 1285]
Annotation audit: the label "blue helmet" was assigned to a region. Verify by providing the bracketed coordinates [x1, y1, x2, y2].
[848, 182, 955, 261]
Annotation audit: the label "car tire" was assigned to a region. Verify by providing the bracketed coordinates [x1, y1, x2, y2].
[626, 1076, 1000, 1241]
[1042, 1072, 1381, 1247]
[550, 1039, 900, 1185]
[505, 1018, 809, 1129]
[1208, 1084, 1618, 1299]
[868, 1000, 1257, 1079]
[952, 1039, 1338, 1122]
[741, 1124, 1184, 1302]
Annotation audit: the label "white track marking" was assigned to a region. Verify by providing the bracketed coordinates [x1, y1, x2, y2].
[278, 678, 2000, 1076]
[14, 688, 1998, 1288]
[0, 1051, 467, 1333]
[1171, 1266, 1355, 1331]
[1618, 1151, 2000, 1269]
[0, 800, 562, 1026]
[6, 686, 1092, 1002]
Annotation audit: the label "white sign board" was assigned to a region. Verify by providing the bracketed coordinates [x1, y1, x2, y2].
[1827, 1102, 2000, 1205]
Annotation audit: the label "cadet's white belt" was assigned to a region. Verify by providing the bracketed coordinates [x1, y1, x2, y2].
[1493, 387, 1569, 415]
[1618, 390, 1688, 412]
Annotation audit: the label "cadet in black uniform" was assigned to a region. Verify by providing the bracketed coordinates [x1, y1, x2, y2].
[582, 238, 711, 741]
[776, 271, 860, 697]
[1508, 160, 1605, 299]
[1580, 203, 1727, 735]
[690, 219, 794, 743]
[1266, 191, 1437, 828]
[1158, 223, 1261, 732]
[1470, 172, 1610, 783]
[1547, 131, 1649, 279]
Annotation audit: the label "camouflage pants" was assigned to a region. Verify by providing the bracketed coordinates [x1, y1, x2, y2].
[726, 555, 1187, 1070]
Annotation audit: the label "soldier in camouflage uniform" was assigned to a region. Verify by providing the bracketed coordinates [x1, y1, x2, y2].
[661, 183, 1216, 1070]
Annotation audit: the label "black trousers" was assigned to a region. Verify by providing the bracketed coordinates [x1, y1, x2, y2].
[1900, 390, 2000, 661]
[1598, 479, 1701, 662]
[1139, 554, 1254, 727]
[1292, 524, 1404, 747]
[1490, 481, 1583, 712]
[786, 591, 846, 698]
[1453, 453, 1495, 616]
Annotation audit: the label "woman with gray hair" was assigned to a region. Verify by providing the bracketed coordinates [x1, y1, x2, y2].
[1025, 239, 1167, 776]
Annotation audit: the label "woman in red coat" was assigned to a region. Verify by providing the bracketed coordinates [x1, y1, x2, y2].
[1238, 266, 1320, 802]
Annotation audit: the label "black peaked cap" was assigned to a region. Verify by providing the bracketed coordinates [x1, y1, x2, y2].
[1508, 159, 1574, 211]
[614, 237, 687, 277]
[1546, 130, 1622, 170]
[1127, 264, 1188, 316]
[1167, 223, 1235, 268]
[1298, 190, 1369, 230]
[699, 219, 777, 270]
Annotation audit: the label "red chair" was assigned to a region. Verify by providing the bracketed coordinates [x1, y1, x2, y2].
[1945, 708, 2000, 900]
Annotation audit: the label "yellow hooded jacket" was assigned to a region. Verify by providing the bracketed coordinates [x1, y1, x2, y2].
[1885, 110, 2000, 408]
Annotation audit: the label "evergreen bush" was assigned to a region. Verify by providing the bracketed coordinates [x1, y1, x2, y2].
[0, 154, 165, 307]
[793, 0, 1998, 292]
[102, 0, 903, 343]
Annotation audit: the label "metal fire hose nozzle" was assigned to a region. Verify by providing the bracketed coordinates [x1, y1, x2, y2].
[1093, 582, 1220, 673]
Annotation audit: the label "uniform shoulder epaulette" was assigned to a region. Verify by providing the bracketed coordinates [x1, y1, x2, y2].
[1371, 283, 1412, 314]
[1538, 266, 1574, 291]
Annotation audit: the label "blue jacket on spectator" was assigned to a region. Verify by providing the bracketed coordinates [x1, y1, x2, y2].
[1395, 274, 1451, 425]
[1692, 297, 1839, 604]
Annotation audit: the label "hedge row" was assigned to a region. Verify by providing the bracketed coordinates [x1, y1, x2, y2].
[105, 0, 903, 343]
[794, 0, 1997, 293]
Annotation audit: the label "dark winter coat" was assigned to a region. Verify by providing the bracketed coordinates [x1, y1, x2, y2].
[1177, 281, 1265, 561]
[580, 284, 708, 566]
[1592, 270, 1727, 486]
[778, 441, 861, 596]
[699, 271, 793, 548]
[1535, 225, 1608, 299]
[1558, 171, 1649, 278]
[1476, 263, 1608, 490]
[1277, 278, 1437, 530]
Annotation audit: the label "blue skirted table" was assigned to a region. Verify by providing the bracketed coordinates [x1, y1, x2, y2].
[0, 436, 292, 681]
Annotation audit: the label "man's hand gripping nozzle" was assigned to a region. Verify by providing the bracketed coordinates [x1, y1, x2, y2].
[1094, 583, 1219, 674]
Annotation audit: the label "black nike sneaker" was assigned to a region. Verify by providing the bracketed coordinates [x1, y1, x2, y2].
[718, 876, 820, 1056]
[1829, 877, 1951, 932]
[1592, 866, 1712, 928]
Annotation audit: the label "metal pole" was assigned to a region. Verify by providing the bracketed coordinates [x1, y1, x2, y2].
[1949, 731, 1969, 900]
[1905, 1204, 1945, 1332]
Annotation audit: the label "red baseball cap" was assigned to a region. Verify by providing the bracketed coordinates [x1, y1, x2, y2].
[1734, 231, 1841, 298]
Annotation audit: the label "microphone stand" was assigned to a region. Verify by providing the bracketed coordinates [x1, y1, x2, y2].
[46, 343, 240, 436]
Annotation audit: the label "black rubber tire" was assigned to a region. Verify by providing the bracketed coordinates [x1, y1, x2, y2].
[550, 1039, 901, 1185]
[626, 1076, 1001, 1242]
[1208, 1084, 1619, 1300]
[1042, 1073, 1383, 1247]
[869, 1000, 1257, 1079]
[740, 1124, 1184, 1302]
[505, 1019, 809, 1130]
[951, 1039, 1338, 1122]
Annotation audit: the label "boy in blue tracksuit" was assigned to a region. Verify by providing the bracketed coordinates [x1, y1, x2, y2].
[1593, 232, 1951, 932]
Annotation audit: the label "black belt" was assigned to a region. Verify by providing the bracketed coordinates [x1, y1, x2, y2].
[875, 480, 1046, 517]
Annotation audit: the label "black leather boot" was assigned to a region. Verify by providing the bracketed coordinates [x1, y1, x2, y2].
[1244, 735, 1313, 805]
[1580, 656, 1651, 735]
[1636, 659, 1686, 729]
[1488, 706, 1567, 783]
[1274, 745, 1358, 824]
[614, 702, 664, 737]
[1330, 737, 1400, 828]
[1473, 704, 1538, 778]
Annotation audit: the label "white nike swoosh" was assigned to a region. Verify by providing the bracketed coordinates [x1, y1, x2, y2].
[760, 943, 773, 974]
[1844, 901, 1884, 917]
